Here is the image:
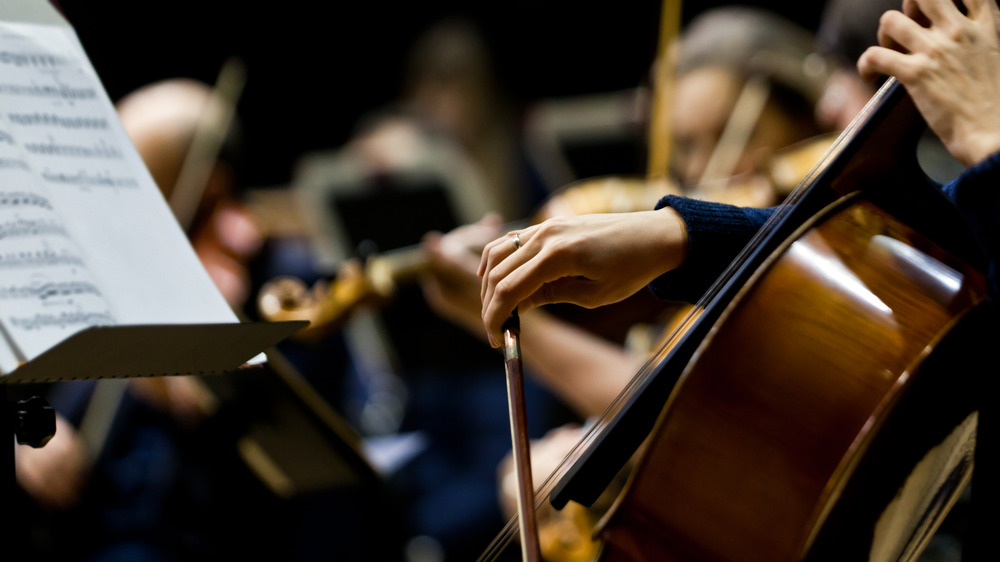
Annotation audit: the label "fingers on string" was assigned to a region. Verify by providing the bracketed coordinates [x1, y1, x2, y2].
[910, 0, 953, 24]
[857, 45, 913, 82]
[902, 0, 933, 27]
[877, 9, 930, 53]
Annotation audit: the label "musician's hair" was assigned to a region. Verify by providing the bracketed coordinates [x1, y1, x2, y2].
[816, 0, 901, 69]
[675, 6, 829, 105]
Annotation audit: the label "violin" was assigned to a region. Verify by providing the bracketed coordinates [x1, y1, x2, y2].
[256, 242, 429, 342]
[254, 171, 687, 343]
[253, 128, 836, 342]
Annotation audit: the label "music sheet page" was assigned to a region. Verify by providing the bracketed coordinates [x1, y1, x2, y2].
[0, 19, 237, 374]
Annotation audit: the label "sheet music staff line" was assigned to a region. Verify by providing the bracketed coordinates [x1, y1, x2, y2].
[0, 280, 102, 300]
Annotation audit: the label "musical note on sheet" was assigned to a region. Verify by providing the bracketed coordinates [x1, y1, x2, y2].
[0, 138, 115, 368]
[0, 19, 239, 375]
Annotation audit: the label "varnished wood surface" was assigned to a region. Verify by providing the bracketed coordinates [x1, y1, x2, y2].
[595, 196, 986, 561]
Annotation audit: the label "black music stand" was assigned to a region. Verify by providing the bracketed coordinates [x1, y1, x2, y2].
[1, 320, 305, 552]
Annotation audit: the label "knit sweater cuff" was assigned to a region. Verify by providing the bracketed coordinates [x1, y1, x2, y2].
[648, 195, 773, 302]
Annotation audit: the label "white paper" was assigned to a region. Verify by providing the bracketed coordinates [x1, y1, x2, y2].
[0, 21, 237, 374]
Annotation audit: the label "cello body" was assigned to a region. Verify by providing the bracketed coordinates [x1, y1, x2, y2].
[533, 80, 995, 561]
[596, 193, 986, 560]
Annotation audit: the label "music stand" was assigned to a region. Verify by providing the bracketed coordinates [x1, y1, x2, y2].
[2, 319, 306, 549]
[0, 0, 311, 551]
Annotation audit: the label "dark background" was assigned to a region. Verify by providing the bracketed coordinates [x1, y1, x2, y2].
[53, 1, 829, 190]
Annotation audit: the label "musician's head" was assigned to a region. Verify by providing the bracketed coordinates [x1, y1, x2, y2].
[117, 78, 259, 308]
[400, 17, 499, 147]
[116, 78, 239, 205]
[668, 6, 830, 193]
[813, 0, 899, 131]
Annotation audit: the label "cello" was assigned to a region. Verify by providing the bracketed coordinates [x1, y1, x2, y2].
[479, 75, 991, 562]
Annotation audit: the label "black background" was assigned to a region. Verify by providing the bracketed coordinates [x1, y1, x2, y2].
[53, 1, 829, 188]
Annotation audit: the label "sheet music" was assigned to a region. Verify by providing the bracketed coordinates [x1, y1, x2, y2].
[0, 20, 238, 374]
[0, 139, 114, 366]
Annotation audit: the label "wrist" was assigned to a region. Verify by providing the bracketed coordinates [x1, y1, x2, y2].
[649, 207, 689, 272]
[960, 132, 1000, 167]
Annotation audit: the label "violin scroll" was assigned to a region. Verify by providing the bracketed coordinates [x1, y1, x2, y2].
[257, 276, 315, 323]
[256, 250, 426, 341]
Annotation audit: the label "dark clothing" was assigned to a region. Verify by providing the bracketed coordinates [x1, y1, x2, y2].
[945, 150, 1000, 309]
[649, 149, 1000, 305]
[648, 195, 773, 303]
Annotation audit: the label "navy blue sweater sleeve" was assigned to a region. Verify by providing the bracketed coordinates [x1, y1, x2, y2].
[648, 150, 1000, 306]
[648, 195, 775, 302]
[942, 150, 1000, 307]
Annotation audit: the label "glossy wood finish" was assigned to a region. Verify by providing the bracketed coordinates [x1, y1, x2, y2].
[595, 195, 986, 561]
